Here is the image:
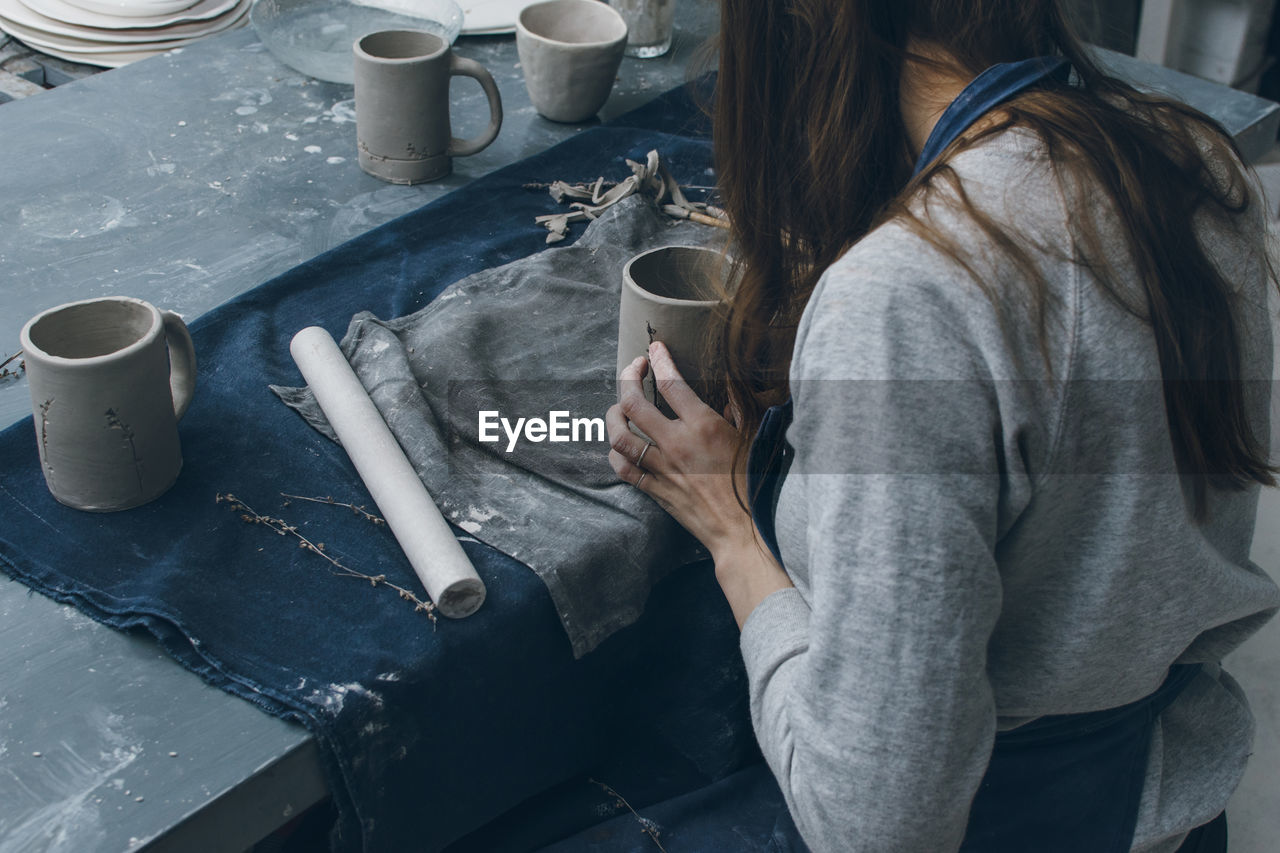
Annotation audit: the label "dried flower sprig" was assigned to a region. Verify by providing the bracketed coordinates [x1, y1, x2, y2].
[644, 322, 660, 407]
[215, 492, 436, 622]
[0, 351, 24, 381]
[589, 779, 668, 852]
[106, 408, 144, 494]
[279, 493, 386, 526]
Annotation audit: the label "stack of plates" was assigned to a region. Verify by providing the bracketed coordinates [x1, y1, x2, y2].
[0, 0, 249, 67]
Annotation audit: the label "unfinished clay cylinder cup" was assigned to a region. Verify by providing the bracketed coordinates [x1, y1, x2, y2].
[617, 246, 732, 419]
[516, 0, 628, 123]
[19, 297, 197, 513]
[354, 29, 503, 184]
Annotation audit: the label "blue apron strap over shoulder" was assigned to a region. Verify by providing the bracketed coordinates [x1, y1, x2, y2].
[913, 56, 1071, 176]
[745, 55, 1202, 853]
[748, 55, 1071, 570]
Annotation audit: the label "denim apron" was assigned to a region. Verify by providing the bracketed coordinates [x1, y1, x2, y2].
[747, 57, 1201, 852]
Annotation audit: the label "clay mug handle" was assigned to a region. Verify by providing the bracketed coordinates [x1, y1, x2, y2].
[161, 310, 197, 420]
[446, 55, 503, 158]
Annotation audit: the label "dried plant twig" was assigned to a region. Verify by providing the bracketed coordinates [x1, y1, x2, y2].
[106, 409, 143, 494]
[0, 351, 24, 381]
[216, 492, 436, 622]
[279, 493, 386, 526]
[589, 779, 667, 852]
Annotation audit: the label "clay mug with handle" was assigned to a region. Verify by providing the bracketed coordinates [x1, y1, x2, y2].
[354, 29, 504, 184]
[20, 296, 197, 512]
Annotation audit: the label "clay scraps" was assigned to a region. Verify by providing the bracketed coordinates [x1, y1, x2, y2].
[534, 149, 728, 243]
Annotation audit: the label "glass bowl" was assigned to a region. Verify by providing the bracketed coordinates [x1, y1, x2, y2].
[252, 0, 465, 84]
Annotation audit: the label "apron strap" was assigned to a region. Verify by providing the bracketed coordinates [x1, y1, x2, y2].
[913, 56, 1071, 176]
[748, 56, 1072, 571]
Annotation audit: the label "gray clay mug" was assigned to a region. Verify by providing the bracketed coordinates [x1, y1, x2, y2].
[617, 246, 732, 420]
[354, 29, 503, 184]
[516, 0, 629, 124]
[20, 296, 197, 512]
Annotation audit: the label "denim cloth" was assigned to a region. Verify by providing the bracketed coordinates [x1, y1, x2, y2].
[0, 85, 763, 853]
[534, 762, 800, 853]
[537, 664, 1200, 853]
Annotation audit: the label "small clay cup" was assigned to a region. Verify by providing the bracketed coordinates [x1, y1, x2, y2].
[20, 296, 197, 512]
[516, 0, 628, 123]
[617, 246, 732, 419]
[354, 29, 503, 184]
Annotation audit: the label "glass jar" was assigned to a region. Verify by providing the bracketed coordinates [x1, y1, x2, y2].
[608, 0, 675, 58]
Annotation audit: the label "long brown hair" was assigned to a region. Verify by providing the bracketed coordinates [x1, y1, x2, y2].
[713, 0, 1276, 519]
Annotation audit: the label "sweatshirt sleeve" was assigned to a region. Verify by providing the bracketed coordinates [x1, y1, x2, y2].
[739, 241, 1009, 852]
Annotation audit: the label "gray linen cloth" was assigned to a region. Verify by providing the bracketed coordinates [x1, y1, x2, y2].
[274, 197, 722, 656]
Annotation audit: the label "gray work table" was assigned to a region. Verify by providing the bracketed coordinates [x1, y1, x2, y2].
[1, 18, 1277, 852]
[0, 5, 718, 851]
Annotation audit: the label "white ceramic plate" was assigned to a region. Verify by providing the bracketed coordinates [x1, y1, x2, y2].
[2, 0, 246, 41]
[11, 39, 157, 65]
[18, 0, 237, 30]
[58, 0, 202, 19]
[0, 7, 243, 50]
[458, 0, 534, 34]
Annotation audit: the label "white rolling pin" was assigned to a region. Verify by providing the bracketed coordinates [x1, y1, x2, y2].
[289, 326, 486, 618]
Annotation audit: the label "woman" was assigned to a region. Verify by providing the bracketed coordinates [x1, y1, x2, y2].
[605, 1, 1279, 851]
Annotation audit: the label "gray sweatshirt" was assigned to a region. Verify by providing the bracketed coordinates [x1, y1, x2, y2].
[740, 127, 1279, 852]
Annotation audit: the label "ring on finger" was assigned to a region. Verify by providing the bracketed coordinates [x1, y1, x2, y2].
[636, 471, 648, 489]
[636, 440, 654, 469]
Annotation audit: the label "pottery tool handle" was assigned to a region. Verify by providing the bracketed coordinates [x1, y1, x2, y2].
[289, 326, 486, 618]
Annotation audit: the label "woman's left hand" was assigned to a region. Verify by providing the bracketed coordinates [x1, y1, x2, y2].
[606, 341, 757, 563]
